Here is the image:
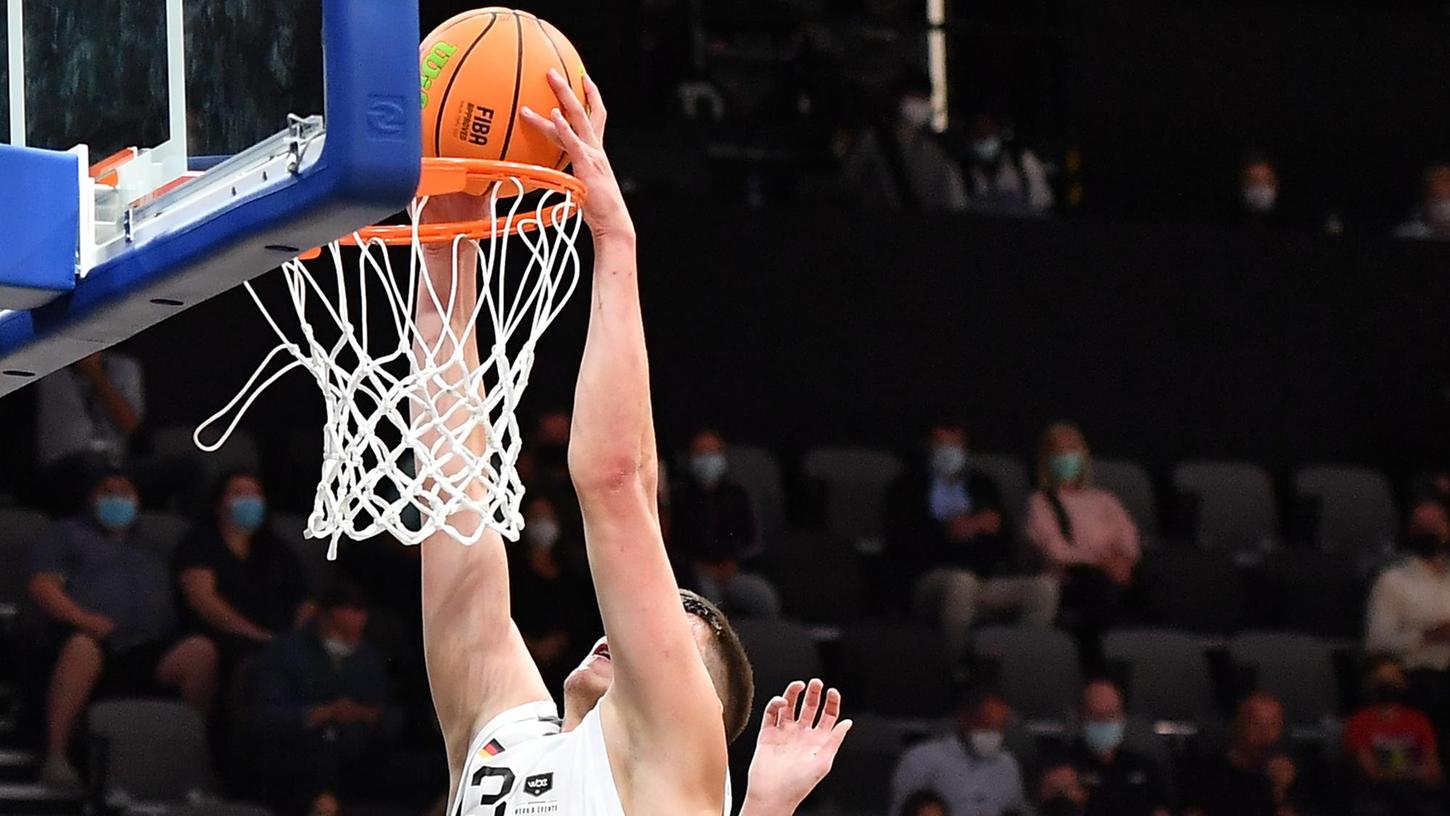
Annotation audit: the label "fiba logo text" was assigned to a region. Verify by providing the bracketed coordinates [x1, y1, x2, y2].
[459, 102, 496, 147]
[366, 96, 407, 138]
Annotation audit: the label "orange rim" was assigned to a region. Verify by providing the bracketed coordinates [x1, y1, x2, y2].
[299, 158, 587, 258]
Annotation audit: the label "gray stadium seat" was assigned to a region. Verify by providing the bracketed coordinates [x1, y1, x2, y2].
[801, 447, 903, 553]
[1139, 547, 1246, 633]
[1172, 460, 1278, 555]
[89, 699, 211, 804]
[973, 626, 1081, 725]
[1094, 458, 1158, 541]
[839, 623, 954, 719]
[1103, 628, 1216, 724]
[732, 618, 823, 717]
[971, 452, 1031, 522]
[809, 713, 905, 816]
[136, 512, 191, 560]
[153, 425, 261, 475]
[725, 444, 786, 551]
[161, 804, 275, 816]
[0, 508, 51, 609]
[1228, 632, 1340, 729]
[1294, 465, 1397, 560]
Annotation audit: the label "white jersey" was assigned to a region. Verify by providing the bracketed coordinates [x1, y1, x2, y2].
[452, 701, 731, 816]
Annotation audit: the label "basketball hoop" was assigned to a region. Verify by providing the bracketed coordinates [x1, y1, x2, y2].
[197, 158, 587, 554]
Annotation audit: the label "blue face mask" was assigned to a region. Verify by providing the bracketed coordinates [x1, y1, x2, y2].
[1050, 452, 1085, 484]
[690, 453, 729, 487]
[227, 496, 267, 532]
[95, 495, 138, 532]
[1083, 719, 1125, 755]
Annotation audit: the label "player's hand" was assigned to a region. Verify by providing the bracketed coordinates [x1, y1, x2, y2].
[82, 613, 117, 641]
[742, 679, 852, 816]
[520, 70, 633, 242]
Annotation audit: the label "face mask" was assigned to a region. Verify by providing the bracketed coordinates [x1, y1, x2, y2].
[899, 97, 934, 129]
[322, 636, 357, 663]
[930, 445, 967, 479]
[1083, 719, 1126, 754]
[968, 729, 1003, 758]
[95, 495, 138, 532]
[1366, 683, 1408, 707]
[1243, 183, 1277, 213]
[972, 136, 1002, 163]
[1428, 198, 1450, 225]
[1050, 452, 1085, 484]
[227, 496, 266, 532]
[690, 452, 729, 487]
[525, 518, 560, 551]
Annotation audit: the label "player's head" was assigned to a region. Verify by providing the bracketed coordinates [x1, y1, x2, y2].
[563, 589, 755, 743]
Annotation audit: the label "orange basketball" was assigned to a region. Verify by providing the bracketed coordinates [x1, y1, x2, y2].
[419, 8, 587, 169]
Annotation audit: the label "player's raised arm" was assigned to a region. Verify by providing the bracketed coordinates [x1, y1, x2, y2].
[413, 198, 550, 782]
[522, 72, 728, 800]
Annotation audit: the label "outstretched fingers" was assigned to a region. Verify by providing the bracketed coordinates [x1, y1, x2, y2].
[547, 69, 597, 147]
[761, 694, 788, 729]
[583, 73, 607, 138]
[800, 678, 825, 728]
[781, 680, 807, 725]
[817, 687, 842, 731]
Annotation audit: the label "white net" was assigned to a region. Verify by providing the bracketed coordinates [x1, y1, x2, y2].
[196, 175, 584, 554]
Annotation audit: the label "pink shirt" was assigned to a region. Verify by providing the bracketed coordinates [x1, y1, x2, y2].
[1024, 487, 1140, 568]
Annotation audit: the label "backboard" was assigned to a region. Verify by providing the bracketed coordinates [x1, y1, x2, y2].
[0, 0, 422, 396]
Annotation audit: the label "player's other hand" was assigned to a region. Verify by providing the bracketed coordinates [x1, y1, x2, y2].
[520, 71, 633, 242]
[743, 679, 853, 815]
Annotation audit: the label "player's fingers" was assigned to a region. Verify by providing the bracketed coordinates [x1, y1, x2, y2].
[548, 69, 597, 145]
[548, 108, 590, 160]
[519, 107, 565, 150]
[825, 719, 854, 754]
[781, 680, 807, 722]
[817, 687, 842, 730]
[761, 695, 787, 729]
[801, 678, 825, 726]
[583, 73, 608, 137]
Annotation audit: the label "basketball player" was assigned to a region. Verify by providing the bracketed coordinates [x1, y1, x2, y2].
[412, 70, 850, 816]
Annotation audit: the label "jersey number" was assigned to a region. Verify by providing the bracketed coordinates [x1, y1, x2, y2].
[458, 765, 514, 816]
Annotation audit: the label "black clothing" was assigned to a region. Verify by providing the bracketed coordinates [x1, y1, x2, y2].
[1067, 740, 1172, 816]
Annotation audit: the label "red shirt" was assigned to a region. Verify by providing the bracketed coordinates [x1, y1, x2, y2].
[1343, 705, 1438, 775]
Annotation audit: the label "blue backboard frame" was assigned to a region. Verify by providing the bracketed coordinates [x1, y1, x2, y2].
[0, 0, 421, 396]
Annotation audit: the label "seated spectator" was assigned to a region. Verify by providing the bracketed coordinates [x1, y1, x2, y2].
[840, 68, 968, 213]
[1234, 152, 1291, 228]
[1034, 759, 1090, 816]
[1344, 655, 1443, 816]
[1023, 421, 1139, 671]
[962, 112, 1054, 217]
[1068, 678, 1172, 816]
[1184, 693, 1308, 816]
[250, 580, 389, 816]
[667, 427, 782, 619]
[899, 789, 952, 816]
[884, 417, 1057, 665]
[26, 470, 217, 789]
[890, 688, 1028, 816]
[34, 351, 201, 514]
[1395, 163, 1450, 241]
[1365, 497, 1450, 742]
[510, 496, 601, 693]
[174, 471, 312, 672]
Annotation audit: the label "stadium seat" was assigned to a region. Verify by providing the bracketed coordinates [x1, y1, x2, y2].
[136, 512, 191, 560]
[1263, 550, 1365, 640]
[725, 444, 786, 551]
[1103, 628, 1217, 724]
[89, 699, 211, 804]
[838, 623, 953, 719]
[153, 424, 262, 475]
[0, 508, 51, 610]
[1293, 465, 1397, 560]
[771, 532, 867, 624]
[972, 626, 1081, 725]
[801, 447, 903, 553]
[970, 452, 1032, 522]
[1093, 458, 1158, 542]
[161, 804, 275, 816]
[732, 618, 823, 716]
[1228, 632, 1340, 729]
[809, 713, 905, 816]
[1172, 460, 1278, 555]
[1138, 547, 1247, 634]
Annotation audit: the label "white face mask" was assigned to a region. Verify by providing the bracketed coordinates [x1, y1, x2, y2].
[969, 729, 1004, 758]
[1243, 183, 1277, 213]
[690, 452, 729, 487]
[972, 136, 1002, 163]
[322, 636, 357, 663]
[525, 518, 561, 551]
[899, 97, 934, 130]
[930, 445, 967, 479]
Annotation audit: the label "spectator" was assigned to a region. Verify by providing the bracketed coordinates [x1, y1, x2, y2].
[1234, 153, 1289, 227]
[34, 351, 200, 514]
[26, 470, 218, 789]
[1023, 421, 1140, 671]
[1395, 163, 1450, 241]
[839, 68, 968, 213]
[899, 789, 952, 816]
[510, 495, 601, 693]
[1365, 497, 1450, 750]
[667, 427, 782, 619]
[1184, 693, 1307, 816]
[174, 471, 313, 673]
[884, 418, 1057, 665]
[1035, 759, 1090, 816]
[890, 688, 1029, 816]
[961, 112, 1054, 217]
[250, 580, 389, 816]
[1343, 655, 1443, 816]
[1067, 678, 1173, 816]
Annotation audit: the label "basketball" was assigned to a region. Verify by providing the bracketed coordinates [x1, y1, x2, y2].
[419, 8, 587, 170]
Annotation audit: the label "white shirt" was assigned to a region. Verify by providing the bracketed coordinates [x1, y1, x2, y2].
[1365, 557, 1450, 671]
[35, 354, 145, 466]
[453, 701, 731, 816]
